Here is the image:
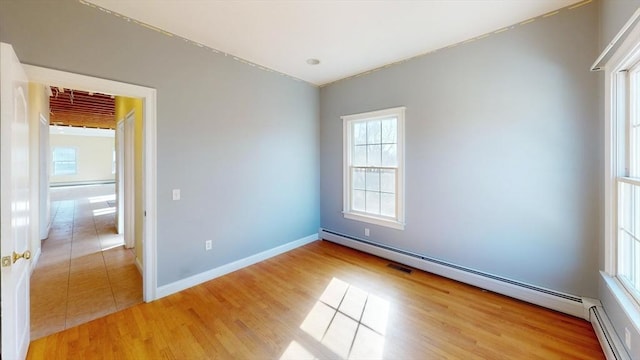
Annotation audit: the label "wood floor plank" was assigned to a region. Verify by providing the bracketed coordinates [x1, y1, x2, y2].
[28, 240, 604, 359]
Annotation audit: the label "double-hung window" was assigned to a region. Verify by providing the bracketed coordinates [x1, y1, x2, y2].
[603, 15, 640, 308]
[342, 107, 405, 230]
[52, 146, 77, 176]
[617, 62, 640, 299]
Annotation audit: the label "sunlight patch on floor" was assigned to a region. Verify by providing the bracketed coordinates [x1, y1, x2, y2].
[285, 277, 389, 360]
[88, 194, 116, 203]
[93, 206, 115, 216]
[279, 341, 318, 360]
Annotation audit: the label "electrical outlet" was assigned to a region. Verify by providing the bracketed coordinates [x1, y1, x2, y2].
[625, 327, 631, 349]
[172, 189, 181, 200]
[364, 228, 370, 237]
[205, 240, 212, 251]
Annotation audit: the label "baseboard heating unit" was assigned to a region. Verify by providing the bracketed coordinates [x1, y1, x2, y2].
[320, 228, 589, 319]
[590, 306, 631, 360]
[319, 228, 629, 359]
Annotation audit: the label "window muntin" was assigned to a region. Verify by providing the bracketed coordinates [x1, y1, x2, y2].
[343, 107, 405, 230]
[52, 147, 77, 176]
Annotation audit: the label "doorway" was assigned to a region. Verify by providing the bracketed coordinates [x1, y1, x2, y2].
[24, 65, 157, 304]
[1, 50, 158, 357]
[24, 67, 158, 337]
[32, 95, 140, 338]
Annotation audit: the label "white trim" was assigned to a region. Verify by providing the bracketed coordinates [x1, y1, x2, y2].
[320, 229, 589, 319]
[156, 234, 318, 299]
[602, 271, 640, 335]
[23, 64, 159, 302]
[618, 177, 640, 186]
[122, 112, 135, 249]
[343, 212, 405, 230]
[592, 8, 640, 71]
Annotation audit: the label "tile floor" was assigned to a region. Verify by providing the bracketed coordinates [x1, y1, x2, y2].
[30, 184, 143, 340]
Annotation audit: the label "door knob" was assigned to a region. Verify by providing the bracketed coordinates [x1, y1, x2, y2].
[12, 250, 31, 264]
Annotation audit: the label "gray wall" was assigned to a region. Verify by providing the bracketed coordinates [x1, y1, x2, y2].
[320, 3, 600, 297]
[601, 0, 640, 46]
[598, 0, 640, 357]
[0, 0, 320, 286]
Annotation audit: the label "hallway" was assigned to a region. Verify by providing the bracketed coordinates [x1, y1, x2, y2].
[30, 184, 142, 340]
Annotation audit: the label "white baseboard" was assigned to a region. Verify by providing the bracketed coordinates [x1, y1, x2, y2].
[320, 228, 590, 319]
[156, 233, 318, 299]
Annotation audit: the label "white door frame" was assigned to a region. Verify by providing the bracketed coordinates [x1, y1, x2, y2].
[24, 65, 158, 302]
[118, 111, 135, 249]
[116, 119, 125, 235]
[38, 113, 50, 243]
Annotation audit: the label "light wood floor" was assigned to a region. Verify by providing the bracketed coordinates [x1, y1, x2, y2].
[30, 184, 142, 340]
[28, 240, 604, 359]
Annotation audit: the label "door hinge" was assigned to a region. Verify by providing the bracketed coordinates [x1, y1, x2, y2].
[1, 256, 11, 267]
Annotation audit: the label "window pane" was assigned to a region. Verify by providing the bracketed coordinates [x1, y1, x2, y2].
[367, 120, 381, 144]
[618, 181, 640, 293]
[636, 184, 640, 238]
[353, 122, 367, 146]
[381, 144, 397, 167]
[353, 168, 366, 190]
[365, 169, 380, 191]
[55, 162, 76, 175]
[353, 145, 367, 166]
[53, 147, 76, 162]
[353, 190, 366, 212]
[365, 191, 380, 214]
[367, 145, 381, 167]
[620, 230, 634, 282]
[380, 169, 396, 193]
[620, 182, 633, 234]
[381, 118, 397, 144]
[53, 147, 77, 175]
[631, 125, 640, 178]
[381, 193, 396, 217]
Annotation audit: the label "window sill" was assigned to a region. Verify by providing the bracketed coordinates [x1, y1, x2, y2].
[601, 271, 640, 335]
[343, 212, 405, 230]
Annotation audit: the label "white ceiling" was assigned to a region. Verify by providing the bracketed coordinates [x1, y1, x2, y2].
[86, 0, 583, 86]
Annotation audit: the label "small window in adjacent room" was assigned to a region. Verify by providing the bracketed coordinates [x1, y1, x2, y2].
[52, 146, 77, 176]
[342, 107, 405, 230]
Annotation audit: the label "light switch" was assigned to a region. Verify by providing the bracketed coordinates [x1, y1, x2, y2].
[172, 189, 180, 200]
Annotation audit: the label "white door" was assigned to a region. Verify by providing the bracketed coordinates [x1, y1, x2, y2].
[1, 43, 32, 360]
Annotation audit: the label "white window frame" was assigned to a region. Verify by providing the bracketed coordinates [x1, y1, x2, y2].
[342, 107, 405, 230]
[603, 15, 640, 326]
[52, 146, 78, 176]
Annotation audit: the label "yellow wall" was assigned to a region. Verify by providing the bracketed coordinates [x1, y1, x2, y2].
[114, 96, 144, 266]
[28, 83, 49, 261]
